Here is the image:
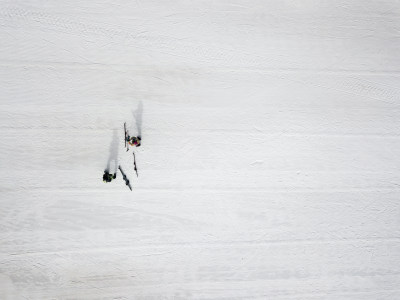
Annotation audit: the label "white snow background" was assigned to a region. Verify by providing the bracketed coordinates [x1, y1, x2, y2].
[1, 1, 400, 299]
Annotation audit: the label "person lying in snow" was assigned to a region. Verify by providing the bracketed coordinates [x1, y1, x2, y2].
[127, 136, 141, 147]
[103, 170, 116, 183]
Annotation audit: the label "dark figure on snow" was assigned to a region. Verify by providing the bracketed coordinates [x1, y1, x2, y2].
[127, 136, 141, 147]
[103, 170, 116, 183]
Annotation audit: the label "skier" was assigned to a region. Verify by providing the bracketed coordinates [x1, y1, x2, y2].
[127, 135, 141, 147]
[103, 170, 116, 183]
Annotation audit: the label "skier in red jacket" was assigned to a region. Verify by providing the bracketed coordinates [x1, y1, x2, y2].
[127, 136, 141, 147]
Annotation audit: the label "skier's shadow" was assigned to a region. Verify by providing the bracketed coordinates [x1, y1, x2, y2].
[131, 101, 143, 137]
[106, 129, 119, 175]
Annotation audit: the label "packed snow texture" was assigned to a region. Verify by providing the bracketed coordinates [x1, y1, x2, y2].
[1, 1, 400, 299]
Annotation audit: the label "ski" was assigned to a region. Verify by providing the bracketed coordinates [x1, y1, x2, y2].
[124, 122, 129, 152]
[132, 151, 138, 177]
[118, 165, 132, 191]
[124, 122, 127, 148]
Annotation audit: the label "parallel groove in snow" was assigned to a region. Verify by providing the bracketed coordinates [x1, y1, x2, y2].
[1, 1, 400, 299]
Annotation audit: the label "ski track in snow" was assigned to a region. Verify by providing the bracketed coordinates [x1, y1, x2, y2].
[1, 1, 400, 299]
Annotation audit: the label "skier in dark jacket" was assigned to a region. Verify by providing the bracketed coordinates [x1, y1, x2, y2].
[103, 170, 116, 183]
[127, 136, 141, 147]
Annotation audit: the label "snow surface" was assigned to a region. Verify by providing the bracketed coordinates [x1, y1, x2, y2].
[1, 1, 400, 299]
